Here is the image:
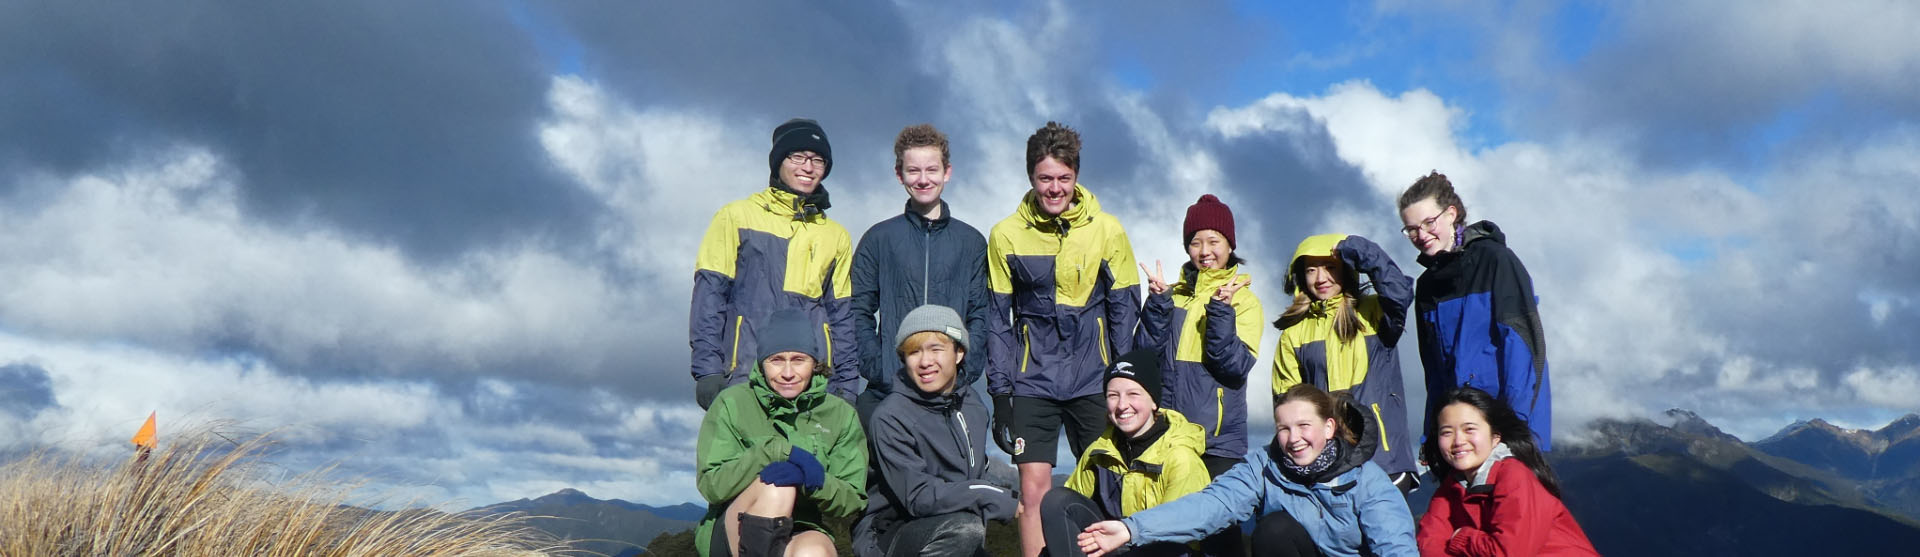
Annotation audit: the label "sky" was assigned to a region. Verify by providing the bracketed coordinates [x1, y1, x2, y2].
[2, 0, 1917, 509]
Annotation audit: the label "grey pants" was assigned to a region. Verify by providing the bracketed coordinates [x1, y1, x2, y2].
[872, 511, 989, 557]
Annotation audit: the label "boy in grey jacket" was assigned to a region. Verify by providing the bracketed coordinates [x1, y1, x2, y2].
[854, 305, 1019, 557]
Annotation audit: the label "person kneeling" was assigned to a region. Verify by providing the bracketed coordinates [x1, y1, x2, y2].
[1042, 348, 1212, 556]
[695, 309, 868, 557]
[1077, 384, 1417, 557]
[854, 305, 1020, 556]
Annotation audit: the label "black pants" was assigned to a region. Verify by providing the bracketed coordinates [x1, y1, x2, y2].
[877, 511, 989, 557]
[1250, 511, 1322, 557]
[1039, 488, 1193, 556]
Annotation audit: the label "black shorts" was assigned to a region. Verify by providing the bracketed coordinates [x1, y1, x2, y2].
[1009, 395, 1106, 465]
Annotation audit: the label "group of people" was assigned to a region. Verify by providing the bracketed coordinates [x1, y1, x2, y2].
[687, 118, 1598, 557]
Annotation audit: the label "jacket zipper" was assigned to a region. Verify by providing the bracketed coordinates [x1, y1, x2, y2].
[1020, 324, 1031, 374]
[955, 408, 975, 470]
[728, 315, 744, 376]
[923, 227, 932, 304]
[821, 323, 834, 368]
[1214, 388, 1225, 436]
[1097, 317, 1110, 366]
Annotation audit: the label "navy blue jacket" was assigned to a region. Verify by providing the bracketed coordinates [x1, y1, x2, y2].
[851, 202, 991, 394]
[1414, 221, 1551, 451]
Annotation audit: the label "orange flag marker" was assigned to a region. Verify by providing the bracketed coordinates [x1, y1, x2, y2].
[131, 411, 157, 449]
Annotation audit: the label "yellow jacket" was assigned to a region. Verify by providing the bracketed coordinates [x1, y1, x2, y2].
[1065, 409, 1211, 517]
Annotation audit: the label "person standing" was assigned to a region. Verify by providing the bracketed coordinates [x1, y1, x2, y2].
[986, 121, 1143, 556]
[1396, 172, 1551, 450]
[690, 118, 860, 409]
[851, 124, 991, 426]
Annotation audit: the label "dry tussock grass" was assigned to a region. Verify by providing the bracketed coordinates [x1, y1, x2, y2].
[0, 428, 572, 556]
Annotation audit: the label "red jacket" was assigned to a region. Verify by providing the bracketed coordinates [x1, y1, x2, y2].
[1417, 458, 1598, 556]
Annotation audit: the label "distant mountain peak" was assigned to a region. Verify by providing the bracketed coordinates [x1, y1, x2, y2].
[1879, 413, 1920, 441]
[1660, 408, 1742, 444]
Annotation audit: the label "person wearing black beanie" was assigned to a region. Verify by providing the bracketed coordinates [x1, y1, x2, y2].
[690, 118, 861, 411]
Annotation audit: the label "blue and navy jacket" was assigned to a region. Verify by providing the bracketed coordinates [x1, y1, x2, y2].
[850, 201, 991, 394]
[1274, 234, 1416, 477]
[1119, 399, 1418, 557]
[985, 184, 1142, 401]
[688, 187, 859, 399]
[1137, 263, 1263, 461]
[1414, 220, 1551, 451]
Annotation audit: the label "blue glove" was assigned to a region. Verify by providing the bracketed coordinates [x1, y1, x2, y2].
[787, 447, 826, 491]
[758, 461, 805, 487]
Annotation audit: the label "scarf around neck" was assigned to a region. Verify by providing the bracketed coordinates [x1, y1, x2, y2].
[1281, 439, 1342, 481]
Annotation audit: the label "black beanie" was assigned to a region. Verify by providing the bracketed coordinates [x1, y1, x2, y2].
[757, 309, 820, 365]
[770, 118, 832, 181]
[1104, 347, 1164, 408]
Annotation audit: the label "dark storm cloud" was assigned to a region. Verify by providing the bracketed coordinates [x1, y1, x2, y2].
[0, 363, 57, 417]
[0, 1, 597, 259]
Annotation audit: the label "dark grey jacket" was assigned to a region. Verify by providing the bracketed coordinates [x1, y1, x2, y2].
[851, 202, 991, 394]
[852, 370, 1017, 555]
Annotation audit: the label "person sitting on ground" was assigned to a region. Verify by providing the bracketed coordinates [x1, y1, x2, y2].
[1041, 347, 1212, 556]
[1075, 383, 1417, 557]
[853, 304, 1019, 557]
[695, 309, 868, 557]
[1417, 387, 1597, 556]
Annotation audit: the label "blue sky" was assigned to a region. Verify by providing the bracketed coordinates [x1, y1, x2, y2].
[1, 0, 1916, 508]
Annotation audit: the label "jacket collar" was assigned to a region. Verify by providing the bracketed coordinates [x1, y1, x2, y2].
[1462, 442, 1514, 492]
[753, 186, 831, 222]
[903, 200, 952, 232]
[1015, 183, 1100, 232]
[1267, 397, 1383, 486]
[1180, 263, 1242, 297]
[893, 364, 965, 411]
[1417, 220, 1504, 268]
[747, 360, 831, 417]
[1085, 409, 1207, 472]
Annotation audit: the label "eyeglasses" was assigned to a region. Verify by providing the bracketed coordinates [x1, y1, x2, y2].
[1401, 207, 1451, 239]
[785, 153, 828, 168]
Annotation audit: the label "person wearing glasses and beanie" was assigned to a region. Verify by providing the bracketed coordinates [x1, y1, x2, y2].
[690, 118, 861, 410]
[1395, 171, 1552, 452]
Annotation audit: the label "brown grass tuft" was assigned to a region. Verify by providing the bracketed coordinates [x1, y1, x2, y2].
[0, 428, 573, 556]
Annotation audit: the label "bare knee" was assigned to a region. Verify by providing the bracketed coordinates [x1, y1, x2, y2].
[785, 530, 835, 557]
[740, 481, 798, 517]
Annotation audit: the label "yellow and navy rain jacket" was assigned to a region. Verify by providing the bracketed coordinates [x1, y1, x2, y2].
[985, 185, 1142, 401]
[1136, 263, 1264, 461]
[1273, 234, 1416, 477]
[689, 187, 859, 399]
[1065, 408, 1211, 519]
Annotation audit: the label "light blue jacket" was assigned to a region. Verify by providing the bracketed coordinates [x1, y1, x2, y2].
[1119, 412, 1416, 557]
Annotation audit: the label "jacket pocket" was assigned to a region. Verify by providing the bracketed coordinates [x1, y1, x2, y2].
[1214, 388, 1225, 437]
[1097, 316, 1110, 366]
[728, 315, 745, 377]
[821, 322, 834, 368]
[1020, 324, 1032, 374]
[1371, 402, 1389, 453]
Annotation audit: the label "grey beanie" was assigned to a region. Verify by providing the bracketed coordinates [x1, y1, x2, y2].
[893, 304, 969, 356]
[758, 308, 820, 364]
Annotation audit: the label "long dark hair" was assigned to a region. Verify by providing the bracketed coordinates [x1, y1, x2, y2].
[1421, 387, 1562, 498]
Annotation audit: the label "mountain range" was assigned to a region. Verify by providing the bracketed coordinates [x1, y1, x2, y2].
[486, 411, 1920, 555]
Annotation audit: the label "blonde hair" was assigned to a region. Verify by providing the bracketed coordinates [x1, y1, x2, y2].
[896, 330, 965, 360]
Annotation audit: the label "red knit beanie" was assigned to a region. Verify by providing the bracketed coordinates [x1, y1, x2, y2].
[1183, 194, 1236, 248]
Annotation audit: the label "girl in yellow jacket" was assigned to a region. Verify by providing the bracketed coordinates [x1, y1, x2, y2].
[1043, 348, 1209, 556]
[1273, 234, 1419, 492]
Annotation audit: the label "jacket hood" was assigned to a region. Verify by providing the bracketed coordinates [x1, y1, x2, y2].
[751, 186, 830, 222]
[1284, 233, 1348, 296]
[1015, 183, 1100, 231]
[1417, 220, 1505, 268]
[1178, 262, 1245, 297]
[892, 362, 967, 411]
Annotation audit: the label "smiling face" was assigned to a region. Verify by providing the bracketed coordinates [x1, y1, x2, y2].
[1400, 197, 1458, 257]
[1028, 156, 1077, 216]
[897, 146, 951, 210]
[1105, 377, 1157, 438]
[778, 150, 826, 194]
[762, 351, 817, 400]
[1298, 255, 1345, 301]
[1274, 400, 1337, 467]
[1187, 229, 1231, 270]
[1436, 401, 1502, 475]
[899, 331, 963, 395]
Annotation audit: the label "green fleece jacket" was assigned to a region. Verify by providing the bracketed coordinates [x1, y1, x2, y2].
[694, 362, 868, 556]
